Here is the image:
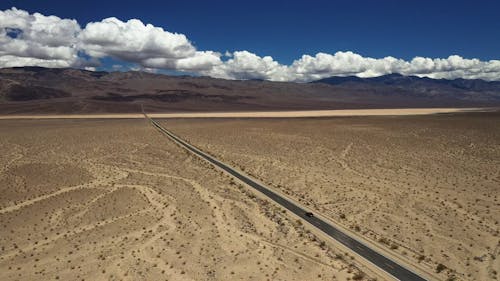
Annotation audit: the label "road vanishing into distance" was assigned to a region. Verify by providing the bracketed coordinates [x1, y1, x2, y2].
[144, 112, 428, 281]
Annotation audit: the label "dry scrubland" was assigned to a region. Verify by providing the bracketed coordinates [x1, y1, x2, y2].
[0, 119, 368, 281]
[166, 112, 500, 281]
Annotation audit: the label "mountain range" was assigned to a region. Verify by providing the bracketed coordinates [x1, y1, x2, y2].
[1, 67, 499, 114]
[314, 73, 500, 92]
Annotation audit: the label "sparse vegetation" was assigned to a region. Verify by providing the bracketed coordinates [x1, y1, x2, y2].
[165, 113, 500, 281]
[352, 272, 365, 280]
[436, 263, 447, 273]
[0, 118, 363, 281]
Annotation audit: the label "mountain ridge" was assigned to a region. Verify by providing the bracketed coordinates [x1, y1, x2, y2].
[313, 73, 500, 91]
[1, 67, 499, 114]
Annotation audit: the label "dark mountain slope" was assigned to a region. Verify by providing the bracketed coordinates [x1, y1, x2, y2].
[0, 67, 499, 114]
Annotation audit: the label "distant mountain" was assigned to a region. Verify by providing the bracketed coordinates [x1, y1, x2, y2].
[1, 67, 499, 114]
[313, 73, 500, 92]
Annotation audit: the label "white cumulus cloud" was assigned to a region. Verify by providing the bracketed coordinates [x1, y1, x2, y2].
[175, 51, 222, 71]
[204, 51, 500, 82]
[0, 7, 81, 68]
[78, 17, 224, 72]
[79, 17, 195, 61]
[203, 51, 289, 81]
[0, 8, 221, 72]
[0, 7, 499, 82]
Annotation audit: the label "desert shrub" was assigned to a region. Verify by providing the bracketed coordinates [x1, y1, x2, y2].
[352, 272, 365, 280]
[378, 237, 389, 244]
[446, 275, 457, 281]
[436, 263, 446, 273]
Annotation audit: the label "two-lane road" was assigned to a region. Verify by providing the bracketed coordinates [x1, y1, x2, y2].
[144, 113, 428, 281]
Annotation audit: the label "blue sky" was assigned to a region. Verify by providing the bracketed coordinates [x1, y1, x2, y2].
[1, 0, 499, 81]
[2, 0, 499, 62]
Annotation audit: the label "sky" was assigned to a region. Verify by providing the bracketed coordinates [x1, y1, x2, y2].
[0, 0, 499, 81]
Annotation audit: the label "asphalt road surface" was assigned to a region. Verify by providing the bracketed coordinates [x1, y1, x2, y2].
[145, 114, 428, 281]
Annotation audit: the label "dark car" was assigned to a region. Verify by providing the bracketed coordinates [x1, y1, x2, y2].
[305, 212, 314, 217]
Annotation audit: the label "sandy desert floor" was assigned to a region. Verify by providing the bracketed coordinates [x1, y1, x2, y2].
[0, 107, 490, 120]
[165, 111, 500, 281]
[0, 119, 370, 281]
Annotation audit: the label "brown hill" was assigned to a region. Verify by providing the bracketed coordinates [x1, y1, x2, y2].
[1, 67, 499, 114]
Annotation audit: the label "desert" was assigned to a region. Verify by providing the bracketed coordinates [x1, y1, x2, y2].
[2, 2, 500, 280]
[164, 111, 500, 281]
[1, 68, 500, 281]
[1, 109, 498, 281]
[0, 107, 489, 120]
[0, 118, 372, 281]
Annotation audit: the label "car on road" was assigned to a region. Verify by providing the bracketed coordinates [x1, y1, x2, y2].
[305, 212, 314, 217]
